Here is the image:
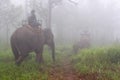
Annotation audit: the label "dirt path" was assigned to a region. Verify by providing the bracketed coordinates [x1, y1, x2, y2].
[48, 54, 99, 80]
[48, 54, 80, 80]
[48, 54, 82, 80]
[49, 56, 91, 80]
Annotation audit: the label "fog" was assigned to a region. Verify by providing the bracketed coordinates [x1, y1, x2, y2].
[0, 0, 120, 46]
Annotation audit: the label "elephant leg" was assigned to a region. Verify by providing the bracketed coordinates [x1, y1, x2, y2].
[35, 48, 44, 63]
[36, 53, 43, 63]
[11, 44, 19, 61]
[15, 53, 28, 66]
[13, 49, 19, 61]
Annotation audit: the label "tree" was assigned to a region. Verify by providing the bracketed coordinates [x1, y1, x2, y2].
[0, 0, 23, 44]
[28, 0, 63, 28]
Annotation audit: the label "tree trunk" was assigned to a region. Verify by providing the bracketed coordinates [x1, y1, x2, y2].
[48, 0, 52, 28]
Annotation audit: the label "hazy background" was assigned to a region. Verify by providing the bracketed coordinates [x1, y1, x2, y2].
[0, 0, 120, 46]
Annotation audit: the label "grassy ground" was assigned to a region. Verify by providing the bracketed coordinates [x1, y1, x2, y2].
[0, 45, 73, 80]
[1, 45, 120, 80]
[0, 48, 48, 80]
[72, 45, 120, 80]
[0, 45, 65, 80]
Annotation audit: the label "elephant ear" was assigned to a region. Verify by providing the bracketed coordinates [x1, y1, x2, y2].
[44, 28, 52, 38]
[44, 28, 54, 44]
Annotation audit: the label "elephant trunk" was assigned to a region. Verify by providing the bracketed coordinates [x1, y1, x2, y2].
[44, 28, 55, 62]
[50, 41, 55, 62]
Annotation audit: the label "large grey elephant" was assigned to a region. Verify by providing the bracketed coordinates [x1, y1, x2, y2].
[10, 26, 55, 65]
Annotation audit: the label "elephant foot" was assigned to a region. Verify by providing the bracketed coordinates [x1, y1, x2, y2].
[15, 55, 26, 66]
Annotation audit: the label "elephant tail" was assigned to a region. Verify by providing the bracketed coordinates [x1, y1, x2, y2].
[10, 36, 19, 61]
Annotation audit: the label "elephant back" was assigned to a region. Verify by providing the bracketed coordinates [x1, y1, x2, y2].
[24, 25, 42, 33]
[11, 25, 44, 49]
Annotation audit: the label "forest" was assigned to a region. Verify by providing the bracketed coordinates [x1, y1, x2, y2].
[0, 0, 120, 80]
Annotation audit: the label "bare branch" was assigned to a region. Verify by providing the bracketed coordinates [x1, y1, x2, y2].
[68, 0, 79, 5]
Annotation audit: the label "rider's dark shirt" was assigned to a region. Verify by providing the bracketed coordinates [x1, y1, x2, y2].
[28, 13, 37, 27]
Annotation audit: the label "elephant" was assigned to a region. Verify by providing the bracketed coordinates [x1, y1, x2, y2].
[10, 25, 55, 65]
[73, 36, 91, 54]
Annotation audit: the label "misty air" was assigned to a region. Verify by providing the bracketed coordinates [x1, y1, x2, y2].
[0, 0, 120, 80]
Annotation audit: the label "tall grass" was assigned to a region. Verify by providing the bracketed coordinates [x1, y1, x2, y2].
[1, 44, 120, 80]
[0, 48, 49, 80]
[0, 45, 66, 80]
[72, 45, 120, 80]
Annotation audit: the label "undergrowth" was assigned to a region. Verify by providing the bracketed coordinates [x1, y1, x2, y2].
[72, 45, 120, 80]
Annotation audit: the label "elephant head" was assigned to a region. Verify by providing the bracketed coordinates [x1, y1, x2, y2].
[43, 28, 55, 62]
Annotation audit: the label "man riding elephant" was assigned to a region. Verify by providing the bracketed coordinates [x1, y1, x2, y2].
[73, 30, 91, 53]
[28, 10, 40, 28]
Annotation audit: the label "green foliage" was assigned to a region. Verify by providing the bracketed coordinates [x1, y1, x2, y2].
[0, 49, 49, 80]
[72, 45, 120, 80]
[0, 45, 64, 80]
[1, 45, 120, 80]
